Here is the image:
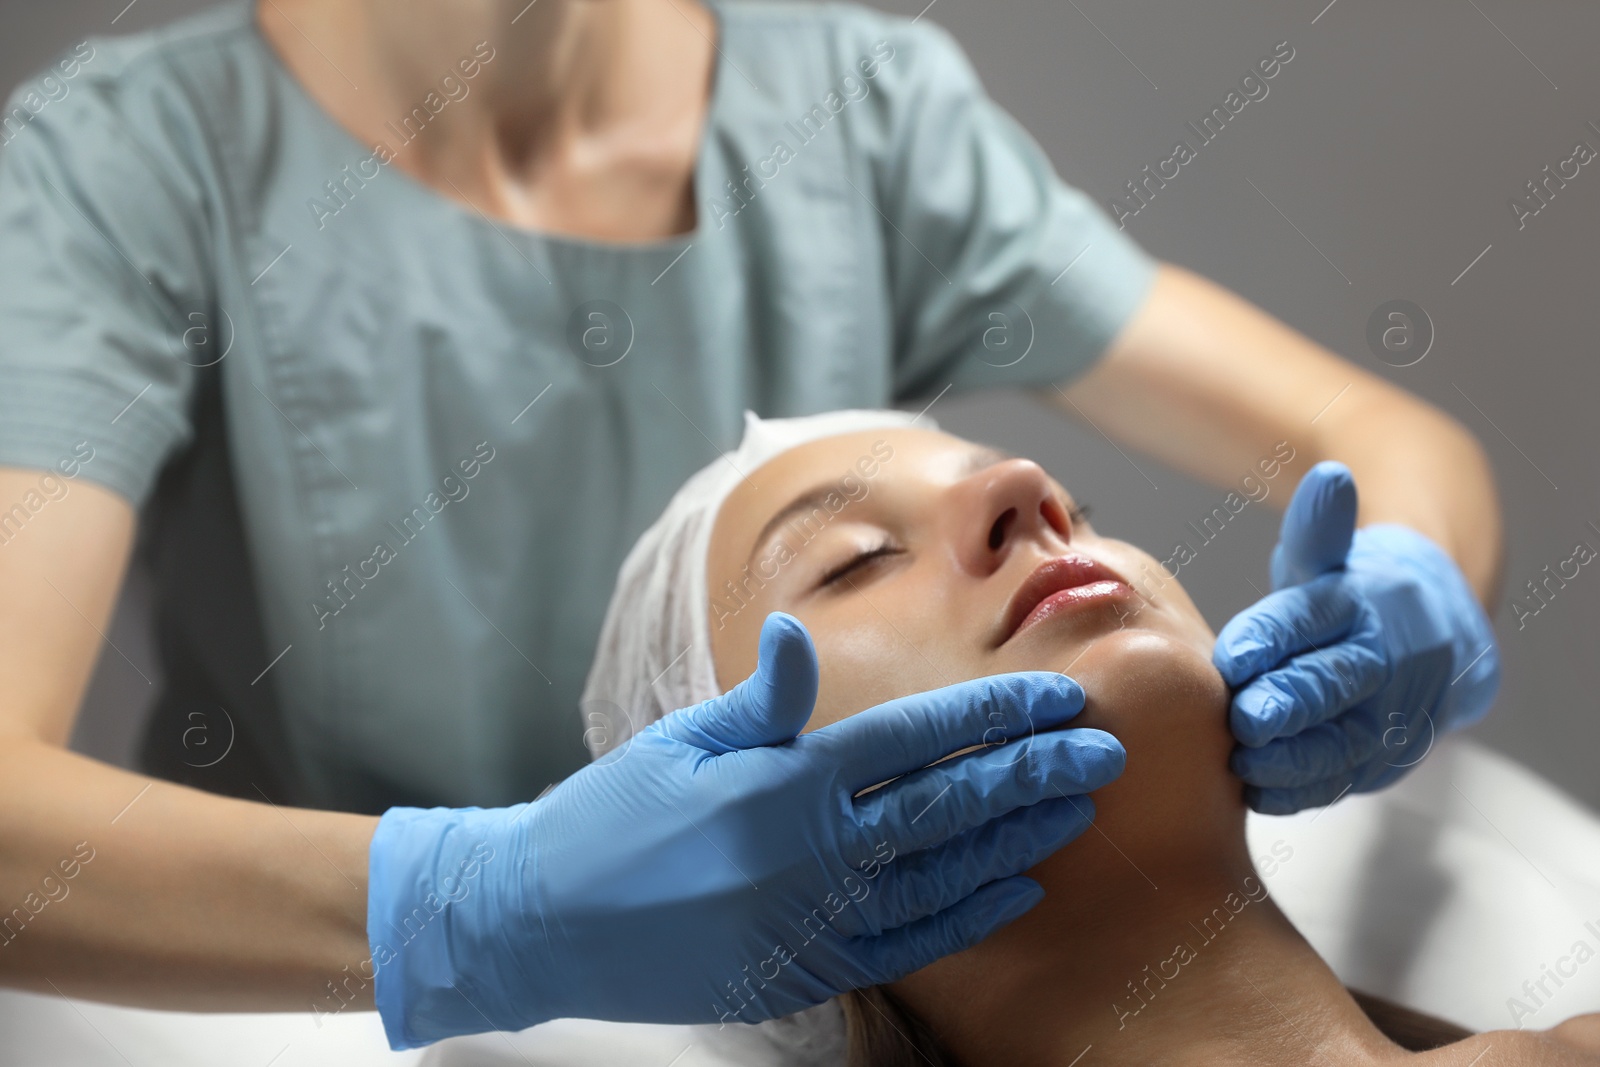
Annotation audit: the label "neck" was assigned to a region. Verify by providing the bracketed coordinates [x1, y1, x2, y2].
[258, 0, 714, 210]
[895, 835, 1403, 1067]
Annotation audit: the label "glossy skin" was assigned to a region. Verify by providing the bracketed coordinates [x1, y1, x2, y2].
[708, 428, 1244, 883]
[704, 431, 1260, 1067]
[708, 428, 1225, 734]
[705, 429, 1592, 1067]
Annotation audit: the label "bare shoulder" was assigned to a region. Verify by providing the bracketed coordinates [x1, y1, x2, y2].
[1413, 1019, 1600, 1064]
[1550, 1015, 1600, 1055]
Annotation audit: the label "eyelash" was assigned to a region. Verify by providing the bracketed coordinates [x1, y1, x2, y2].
[820, 540, 899, 587]
[818, 500, 1091, 588]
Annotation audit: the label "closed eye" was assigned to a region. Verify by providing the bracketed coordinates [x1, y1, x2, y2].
[820, 541, 901, 588]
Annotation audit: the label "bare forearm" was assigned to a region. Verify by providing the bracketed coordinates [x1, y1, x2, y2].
[0, 473, 376, 1011]
[1304, 383, 1502, 605]
[1055, 262, 1504, 606]
[0, 738, 378, 1012]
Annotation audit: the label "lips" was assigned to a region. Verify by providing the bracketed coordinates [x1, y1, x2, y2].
[999, 554, 1134, 643]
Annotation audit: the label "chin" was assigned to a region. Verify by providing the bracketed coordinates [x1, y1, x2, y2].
[1054, 628, 1242, 865]
[1058, 626, 1228, 720]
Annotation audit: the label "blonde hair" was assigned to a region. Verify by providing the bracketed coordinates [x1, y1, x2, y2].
[842, 988, 956, 1067]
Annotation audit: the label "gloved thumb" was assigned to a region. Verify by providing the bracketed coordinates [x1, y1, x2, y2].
[669, 612, 820, 753]
[1270, 461, 1357, 590]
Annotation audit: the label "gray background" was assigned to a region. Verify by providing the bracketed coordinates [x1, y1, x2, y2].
[6, 0, 1597, 805]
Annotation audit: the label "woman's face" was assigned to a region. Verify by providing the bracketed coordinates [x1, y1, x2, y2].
[708, 427, 1216, 714]
[701, 426, 1258, 1046]
[706, 427, 1240, 866]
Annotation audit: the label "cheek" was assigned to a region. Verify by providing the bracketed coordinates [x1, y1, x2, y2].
[710, 602, 920, 728]
[807, 622, 919, 729]
[804, 608, 968, 730]
[709, 614, 761, 694]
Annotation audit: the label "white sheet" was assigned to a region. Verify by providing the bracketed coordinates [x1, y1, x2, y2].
[5, 736, 1596, 1065]
[1246, 734, 1600, 1032]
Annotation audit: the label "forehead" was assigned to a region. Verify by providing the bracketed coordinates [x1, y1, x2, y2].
[709, 427, 978, 559]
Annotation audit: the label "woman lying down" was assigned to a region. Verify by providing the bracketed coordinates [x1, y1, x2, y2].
[579, 410, 1600, 1066]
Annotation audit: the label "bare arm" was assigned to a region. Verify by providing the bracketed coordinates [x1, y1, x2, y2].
[1420, 1026, 1600, 1064]
[1553, 1016, 1600, 1056]
[0, 468, 378, 1011]
[1046, 262, 1504, 605]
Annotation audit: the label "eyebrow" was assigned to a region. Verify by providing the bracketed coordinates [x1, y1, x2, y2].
[742, 443, 1015, 568]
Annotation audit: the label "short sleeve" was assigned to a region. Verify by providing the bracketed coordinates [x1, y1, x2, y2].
[866, 21, 1159, 399]
[0, 57, 207, 506]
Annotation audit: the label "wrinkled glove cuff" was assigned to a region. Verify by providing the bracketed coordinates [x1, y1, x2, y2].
[368, 804, 536, 1049]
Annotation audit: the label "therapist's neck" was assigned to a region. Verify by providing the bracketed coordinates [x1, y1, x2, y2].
[258, 0, 715, 226]
[890, 821, 1400, 1065]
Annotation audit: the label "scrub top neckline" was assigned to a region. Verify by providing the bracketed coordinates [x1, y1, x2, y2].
[246, 0, 727, 252]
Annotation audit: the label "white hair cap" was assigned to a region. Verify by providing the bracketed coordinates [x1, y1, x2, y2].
[580, 408, 931, 757]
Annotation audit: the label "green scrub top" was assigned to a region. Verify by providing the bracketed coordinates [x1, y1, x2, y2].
[0, 0, 1157, 812]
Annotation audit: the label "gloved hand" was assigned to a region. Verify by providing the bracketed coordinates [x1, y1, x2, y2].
[368, 612, 1125, 1048]
[1213, 461, 1500, 815]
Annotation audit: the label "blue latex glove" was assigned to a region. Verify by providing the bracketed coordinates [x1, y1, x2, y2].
[368, 612, 1125, 1048]
[1213, 461, 1500, 815]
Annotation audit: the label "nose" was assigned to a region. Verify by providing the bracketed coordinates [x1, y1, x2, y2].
[946, 458, 1072, 577]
